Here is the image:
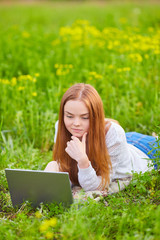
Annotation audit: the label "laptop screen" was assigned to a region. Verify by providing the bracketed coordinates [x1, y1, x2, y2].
[5, 169, 73, 208]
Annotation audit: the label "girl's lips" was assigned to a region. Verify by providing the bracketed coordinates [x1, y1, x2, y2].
[72, 129, 82, 132]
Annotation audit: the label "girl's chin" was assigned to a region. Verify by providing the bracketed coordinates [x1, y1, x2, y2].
[72, 133, 83, 138]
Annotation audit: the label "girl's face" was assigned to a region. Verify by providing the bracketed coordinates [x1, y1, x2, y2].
[64, 100, 90, 139]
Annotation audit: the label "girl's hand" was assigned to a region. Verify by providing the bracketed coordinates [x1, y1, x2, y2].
[65, 132, 90, 169]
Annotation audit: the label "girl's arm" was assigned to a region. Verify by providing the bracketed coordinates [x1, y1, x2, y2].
[78, 162, 102, 191]
[78, 121, 132, 191]
[44, 161, 59, 172]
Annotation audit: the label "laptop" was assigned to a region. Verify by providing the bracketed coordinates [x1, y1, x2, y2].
[5, 169, 73, 208]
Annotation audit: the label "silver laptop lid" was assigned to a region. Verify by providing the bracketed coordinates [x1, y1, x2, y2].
[5, 169, 73, 208]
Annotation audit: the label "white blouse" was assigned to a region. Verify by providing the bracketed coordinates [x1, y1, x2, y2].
[54, 121, 152, 191]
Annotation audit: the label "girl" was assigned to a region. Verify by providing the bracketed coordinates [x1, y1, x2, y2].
[45, 83, 158, 191]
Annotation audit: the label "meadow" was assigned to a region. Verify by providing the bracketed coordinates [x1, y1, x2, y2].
[0, 1, 160, 239]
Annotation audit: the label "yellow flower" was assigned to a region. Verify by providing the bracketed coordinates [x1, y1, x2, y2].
[89, 72, 96, 76]
[148, 27, 154, 32]
[123, 67, 131, 72]
[34, 73, 40, 77]
[56, 68, 62, 76]
[0, 79, 10, 85]
[49, 217, 57, 227]
[54, 64, 59, 69]
[56, 67, 70, 76]
[113, 40, 120, 46]
[35, 211, 42, 219]
[11, 77, 17, 86]
[95, 74, 103, 79]
[117, 68, 122, 73]
[19, 75, 31, 81]
[107, 43, 113, 50]
[129, 53, 143, 62]
[45, 232, 54, 239]
[154, 49, 160, 55]
[18, 86, 25, 91]
[108, 65, 114, 69]
[144, 54, 149, 59]
[27, 75, 33, 81]
[68, 64, 73, 69]
[39, 220, 50, 232]
[32, 92, 37, 97]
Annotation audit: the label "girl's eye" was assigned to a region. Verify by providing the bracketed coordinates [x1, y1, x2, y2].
[82, 117, 89, 120]
[67, 115, 73, 118]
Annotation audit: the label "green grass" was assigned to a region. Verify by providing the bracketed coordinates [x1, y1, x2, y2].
[0, 1, 160, 239]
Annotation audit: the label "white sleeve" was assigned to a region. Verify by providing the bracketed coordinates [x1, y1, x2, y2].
[106, 122, 133, 180]
[78, 162, 102, 191]
[54, 120, 59, 143]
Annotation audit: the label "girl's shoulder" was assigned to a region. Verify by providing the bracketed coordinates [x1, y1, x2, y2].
[105, 121, 126, 147]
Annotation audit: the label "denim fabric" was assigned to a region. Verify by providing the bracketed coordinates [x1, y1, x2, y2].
[125, 132, 158, 169]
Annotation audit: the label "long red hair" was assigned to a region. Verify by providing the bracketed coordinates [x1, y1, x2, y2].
[53, 83, 112, 189]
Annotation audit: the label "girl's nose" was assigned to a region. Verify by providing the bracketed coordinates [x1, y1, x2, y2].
[73, 118, 80, 126]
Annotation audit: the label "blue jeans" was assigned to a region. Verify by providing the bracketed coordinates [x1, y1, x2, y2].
[125, 132, 159, 169]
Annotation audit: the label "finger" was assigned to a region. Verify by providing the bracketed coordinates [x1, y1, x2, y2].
[82, 132, 87, 146]
[65, 147, 72, 155]
[71, 136, 80, 145]
[71, 136, 79, 141]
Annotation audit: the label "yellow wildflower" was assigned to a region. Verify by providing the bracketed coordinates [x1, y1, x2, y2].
[95, 74, 103, 79]
[56, 69, 62, 76]
[18, 75, 29, 81]
[60, 26, 72, 37]
[108, 65, 114, 69]
[35, 211, 42, 219]
[39, 220, 50, 232]
[45, 232, 54, 239]
[11, 77, 17, 86]
[123, 67, 131, 72]
[148, 27, 154, 32]
[154, 49, 160, 55]
[89, 72, 96, 76]
[117, 68, 123, 73]
[107, 43, 113, 50]
[68, 64, 73, 69]
[32, 92, 37, 97]
[34, 73, 40, 77]
[144, 54, 149, 59]
[54, 64, 59, 69]
[113, 40, 120, 46]
[96, 40, 105, 48]
[49, 217, 57, 227]
[0, 79, 10, 85]
[129, 53, 143, 62]
[18, 86, 25, 91]
[27, 75, 33, 81]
